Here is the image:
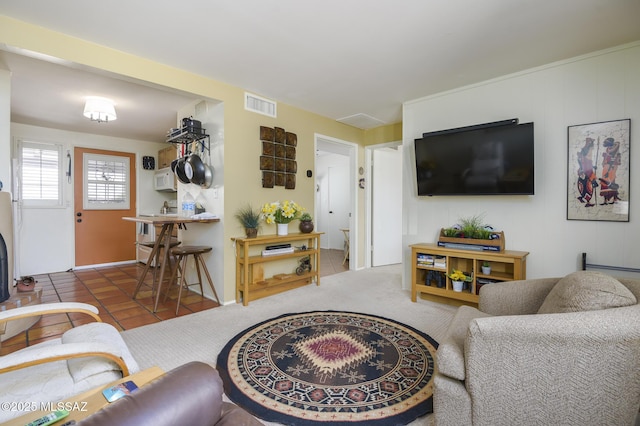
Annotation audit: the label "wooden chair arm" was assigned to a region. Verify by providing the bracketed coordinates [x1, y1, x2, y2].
[0, 342, 129, 376]
[0, 302, 101, 324]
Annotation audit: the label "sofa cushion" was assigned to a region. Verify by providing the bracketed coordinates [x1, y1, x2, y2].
[537, 271, 637, 314]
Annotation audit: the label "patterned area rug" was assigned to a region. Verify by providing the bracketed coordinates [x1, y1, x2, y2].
[217, 311, 438, 425]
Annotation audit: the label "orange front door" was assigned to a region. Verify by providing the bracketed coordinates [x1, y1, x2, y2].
[74, 147, 137, 267]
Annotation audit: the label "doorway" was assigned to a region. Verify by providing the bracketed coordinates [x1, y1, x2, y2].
[365, 142, 403, 267]
[315, 135, 357, 269]
[74, 147, 137, 267]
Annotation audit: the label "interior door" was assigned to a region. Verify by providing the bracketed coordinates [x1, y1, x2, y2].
[74, 147, 137, 267]
[372, 146, 403, 266]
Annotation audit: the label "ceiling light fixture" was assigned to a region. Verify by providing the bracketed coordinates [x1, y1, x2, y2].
[83, 96, 117, 123]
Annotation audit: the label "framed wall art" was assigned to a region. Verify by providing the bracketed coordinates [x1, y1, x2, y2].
[567, 118, 630, 222]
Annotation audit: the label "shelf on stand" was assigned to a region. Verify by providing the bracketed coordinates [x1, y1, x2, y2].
[411, 243, 528, 306]
[232, 232, 322, 306]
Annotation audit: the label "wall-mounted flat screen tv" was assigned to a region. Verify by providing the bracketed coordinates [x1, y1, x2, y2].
[414, 119, 534, 196]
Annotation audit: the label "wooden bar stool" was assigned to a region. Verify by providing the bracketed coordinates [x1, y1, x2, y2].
[166, 245, 220, 315]
[133, 238, 181, 299]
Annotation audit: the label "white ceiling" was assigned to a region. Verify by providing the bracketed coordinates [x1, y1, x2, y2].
[0, 50, 201, 142]
[1, 0, 640, 139]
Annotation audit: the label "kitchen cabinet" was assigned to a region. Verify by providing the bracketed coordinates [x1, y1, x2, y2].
[158, 146, 177, 169]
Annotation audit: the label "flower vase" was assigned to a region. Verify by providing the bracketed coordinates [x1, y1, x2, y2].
[452, 280, 464, 292]
[277, 223, 289, 236]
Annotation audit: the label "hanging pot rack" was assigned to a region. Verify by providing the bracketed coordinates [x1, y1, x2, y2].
[166, 126, 210, 155]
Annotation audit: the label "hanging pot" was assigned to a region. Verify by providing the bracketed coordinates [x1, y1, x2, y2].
[175, 157, 190, 184]
[201, 157, 213, 189]
[199, 141, 213, 188]
[174, 144, 190, 184]
[185, 142, 206, 185]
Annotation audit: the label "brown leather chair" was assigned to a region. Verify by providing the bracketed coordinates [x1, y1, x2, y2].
[78, 361, 261, 426]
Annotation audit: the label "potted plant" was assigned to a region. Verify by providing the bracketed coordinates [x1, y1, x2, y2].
[261, 200, 303, 236]
[481, 261, 491, 275]
[448, 269, 468, 292]
[299, 212, 314, 233]
[234, 204, 262, 238]
[439, 213, 505, 251]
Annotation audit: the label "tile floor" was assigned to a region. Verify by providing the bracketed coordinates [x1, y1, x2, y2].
[1, 249, 348, 356]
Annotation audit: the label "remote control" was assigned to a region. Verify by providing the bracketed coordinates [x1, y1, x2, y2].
[24, 410, 69, 426]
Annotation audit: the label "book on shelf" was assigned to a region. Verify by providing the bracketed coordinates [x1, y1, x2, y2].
[417, 253, 434, 266]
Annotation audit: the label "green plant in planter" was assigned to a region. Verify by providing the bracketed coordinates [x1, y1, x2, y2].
[475, 228, 493, 240]
[459, 213, 486, 239]
[234, 204, 261, 238]
[443, 227, 459, 237]
[299, 212, 314, 233]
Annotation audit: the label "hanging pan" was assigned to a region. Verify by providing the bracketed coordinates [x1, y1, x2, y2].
[174, 144, 190, 184]
[186, 141, 207, 185]
[201, 148, 213, 189]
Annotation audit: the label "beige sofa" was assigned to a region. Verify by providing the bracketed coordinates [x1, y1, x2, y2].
[434, 271, 640, 426]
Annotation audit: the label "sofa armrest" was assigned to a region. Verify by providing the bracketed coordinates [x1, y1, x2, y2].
[436, 305, 492, 380]
[464, 305, 640, 425]
[478, 278, 559, 315]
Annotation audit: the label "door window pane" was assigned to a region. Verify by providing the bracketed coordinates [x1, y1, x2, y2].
[83, 154, 130, 210]
[19, 140, 63, 207]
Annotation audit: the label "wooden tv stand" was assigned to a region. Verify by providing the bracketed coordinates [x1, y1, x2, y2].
[232, 232, 321, 306]
[410, 243, 528, 306]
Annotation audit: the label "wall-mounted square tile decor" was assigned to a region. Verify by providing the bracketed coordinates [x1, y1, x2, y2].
[260, 126, 297, 189]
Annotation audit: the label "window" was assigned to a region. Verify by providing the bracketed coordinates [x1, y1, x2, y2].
[19, 140, 63, 207]
[83, 153, 130, 210]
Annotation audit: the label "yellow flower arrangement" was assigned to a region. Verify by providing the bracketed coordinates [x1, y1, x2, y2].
[261, 200, 304, 224]
[448, 269, 469, 282]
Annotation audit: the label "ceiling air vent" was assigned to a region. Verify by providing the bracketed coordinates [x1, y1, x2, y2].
[245, 92, 277, 118]
[337, 113, 385, 130]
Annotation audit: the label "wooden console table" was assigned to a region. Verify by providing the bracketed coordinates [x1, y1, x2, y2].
[232, 232, 321, 306]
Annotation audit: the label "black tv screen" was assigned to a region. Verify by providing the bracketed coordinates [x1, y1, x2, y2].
[414, 120, 534, 196]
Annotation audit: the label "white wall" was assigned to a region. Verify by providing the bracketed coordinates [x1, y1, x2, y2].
[10, 123, 169, 275]
[175, 101, 226, 302]
[0, 69, 10, 193]
[402, 42, 640, 287]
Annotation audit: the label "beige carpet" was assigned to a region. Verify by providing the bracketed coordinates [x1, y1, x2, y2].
[121, 264, 457, 425]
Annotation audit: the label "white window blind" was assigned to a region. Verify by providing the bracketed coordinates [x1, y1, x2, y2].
[83, 154, 130, 210]
[19, 140, 63, 207]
